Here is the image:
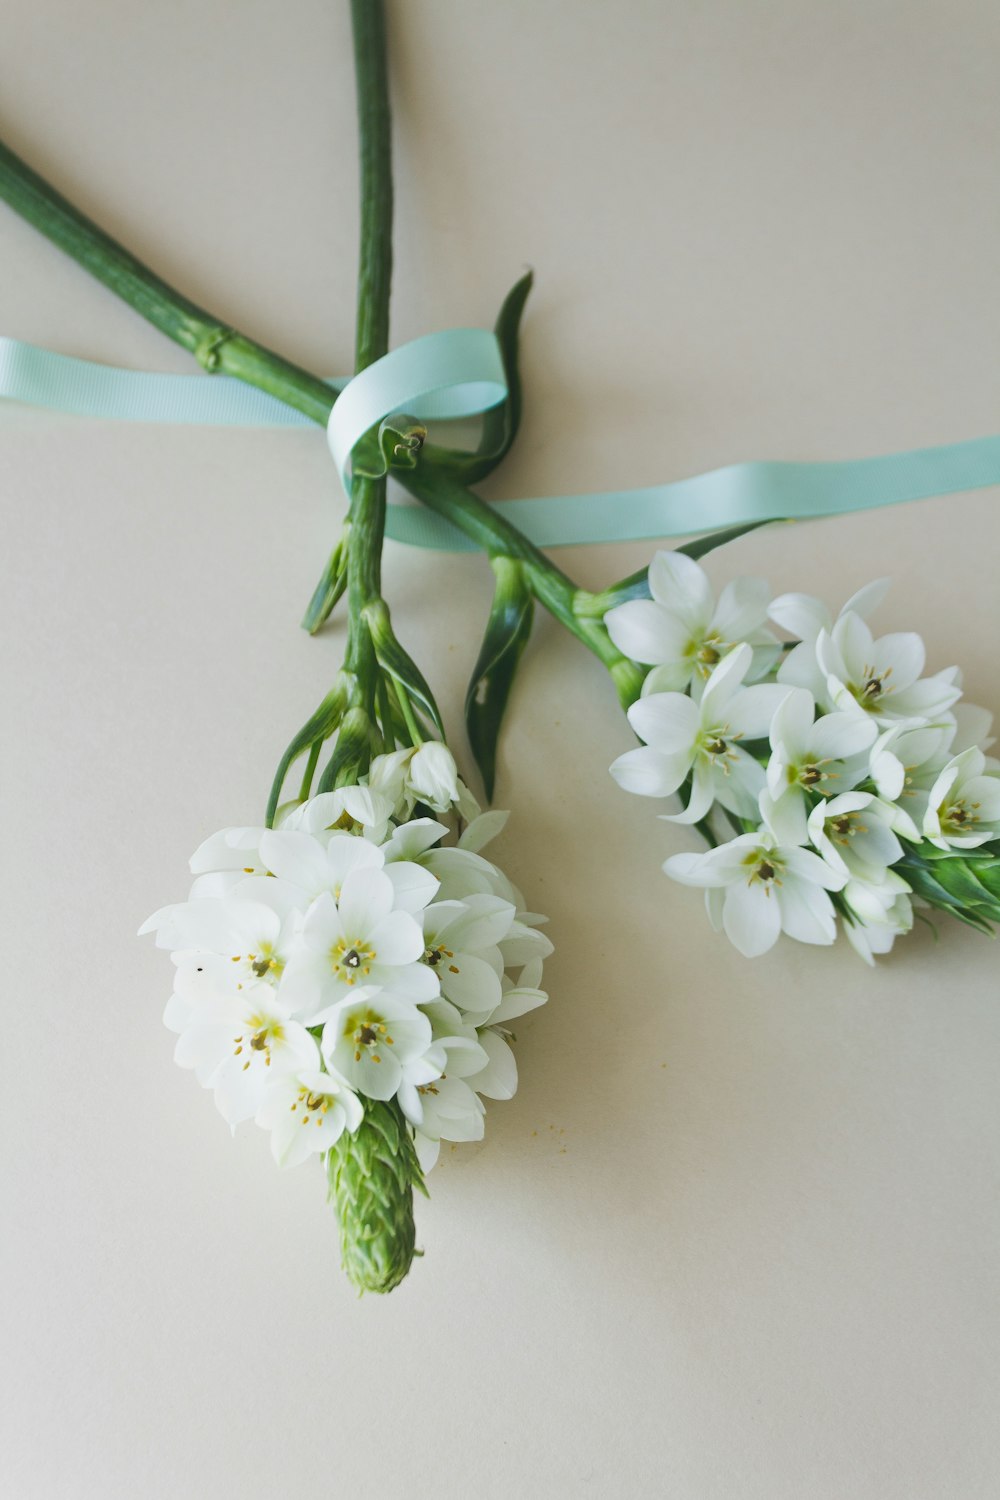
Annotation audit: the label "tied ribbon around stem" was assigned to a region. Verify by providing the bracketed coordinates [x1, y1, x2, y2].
[3, 329, 1000, 551]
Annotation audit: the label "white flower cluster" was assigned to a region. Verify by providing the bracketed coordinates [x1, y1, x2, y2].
[606, 552, 999, 962]
[141, 745, 551, 1170]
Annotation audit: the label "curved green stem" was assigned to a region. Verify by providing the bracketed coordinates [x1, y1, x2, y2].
[399, 463, 643, 705]
[0, 66, 642, 708]
[0, 140, 337, 425]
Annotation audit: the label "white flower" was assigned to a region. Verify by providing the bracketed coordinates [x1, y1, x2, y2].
[280, 786, 395, 842]
[868, 720, 957, 805]
[665, 830, 846, 957]
[772, 578, 889, 699]
[467, 1028, 519, 1100]
[760, 687, 876, 845]
[923, 747, 1000, 850]
[140, 883, 301, 989]
[486, 964, 549, 1027]
[399, 1028, 488, 1163]
[610, 643, 788, 823]
[420, 895, 515, 1022]
[367, 744, 464, 817]
[165, 974, 319, 1125]
[806, 792, 905, 880]
[604, 551, 779, 693]
[816, 612, 961, 725]
[841, 870, 913, 965]
[256, 1067, 363, 1167]
[320, 989, 435, 1102]
[406, 742, 462, 813]
[280, 866, 437, 1021]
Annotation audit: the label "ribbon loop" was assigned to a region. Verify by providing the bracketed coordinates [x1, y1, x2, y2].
[325, 327, 506, 491]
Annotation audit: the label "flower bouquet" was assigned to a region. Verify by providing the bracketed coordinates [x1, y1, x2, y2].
[2, 0, 998, 1297]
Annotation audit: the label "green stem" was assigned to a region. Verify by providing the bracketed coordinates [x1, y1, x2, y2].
[392, 677, 424, 747]
[344, 0, 393, 627]
[0, 140, 337, 425]
[297, 740, 323, 802]
[400, 463, 644, 705]
[0, 72, 642, 706]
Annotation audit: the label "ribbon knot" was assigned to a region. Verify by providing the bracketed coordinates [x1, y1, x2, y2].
[2, 329, 1000, 553]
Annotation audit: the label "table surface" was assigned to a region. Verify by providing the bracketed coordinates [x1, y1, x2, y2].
[3, 4, 999, 1497]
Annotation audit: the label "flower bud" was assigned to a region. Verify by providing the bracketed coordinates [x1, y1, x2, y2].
[406, 742, 460, 812]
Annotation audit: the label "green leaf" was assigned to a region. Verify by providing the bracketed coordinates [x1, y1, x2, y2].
[676, 518, 776, 562]
[589, 518, 780, 613]
[300, 524, 351, 635]
[465, 557, 534, 801]
[363, 600, 446, 738]
[420, 270, 533, 483]
[315, 706, 377, 795]
[266, 678, 348, 826]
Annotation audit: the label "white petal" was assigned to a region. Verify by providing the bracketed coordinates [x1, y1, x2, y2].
[768, 591, 829, 641]
[627, 691, 699, 752]
[725, 684, 791, 741]
[604, 599, 689, 666]
[783, 845, 847, 891]
[841, 578, 890, 621]
[610, 745, 691, 798]
[647, 550, 714, 625]
[809, 711, 877, 761]
[723, 881, 782, 957]
[259, 830, 329, 894]
[759, 786, 808, 847]
[699, 643, 753, 720]
[489, 986, 548, 1025]
[384, 860, 439, 915]
[471, 1030, 518, 1100]
[663, 759, 716, 824]
[441, 952, 503, 1013]
[777, 882, 836, 946]
[712, 576, 771, 642]
[769, 688, 816, 758]
[337, 866, 395, 938]
[367, 909, 425, 966]
[642, 661, 695, 695]
[873, 631, 926, 691]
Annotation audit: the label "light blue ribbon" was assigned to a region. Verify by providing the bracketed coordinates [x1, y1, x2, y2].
[2, 330, 998, 552]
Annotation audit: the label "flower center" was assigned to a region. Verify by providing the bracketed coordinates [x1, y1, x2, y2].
[423, 943, 460, 976]
[828, 812, 867, 845]
[743, 850, 783, 890]
[797, 759, 837, 790]
[852, 662, 893, 708]
[700, 724, 742, 773]
[229, 946, 282, 983]
[347, 1012, 395, 1064]
[289, 1085, 333, 1127]
[331, 938, 375, 983]
[231, 1016, 282, 1071]
[942, 798, 979, 833]
[687, 632, 729, 678]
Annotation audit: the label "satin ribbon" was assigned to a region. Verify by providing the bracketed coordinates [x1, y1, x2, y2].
[2, 330, 998, 552]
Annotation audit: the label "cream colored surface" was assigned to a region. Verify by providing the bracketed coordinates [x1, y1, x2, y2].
[3, 4, 999, 1497]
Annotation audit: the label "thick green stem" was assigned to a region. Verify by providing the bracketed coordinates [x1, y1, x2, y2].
[0, 139, 337, 425]
[352, 0, 393, 376]
[343, 0, 393, 662]
[0, 56, 642, 708]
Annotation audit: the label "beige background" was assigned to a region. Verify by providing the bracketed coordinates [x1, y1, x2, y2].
[3, 3, 1000, 1497]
